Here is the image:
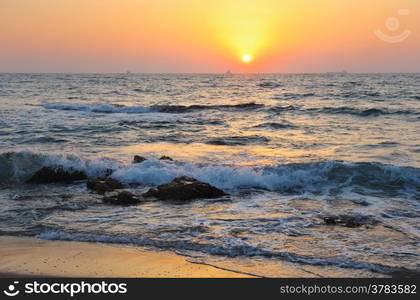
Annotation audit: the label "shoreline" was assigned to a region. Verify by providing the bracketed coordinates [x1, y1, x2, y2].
[0, 236, 255, 278]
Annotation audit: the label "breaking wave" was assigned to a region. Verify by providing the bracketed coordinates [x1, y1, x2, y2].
[1, 150, 418, 197]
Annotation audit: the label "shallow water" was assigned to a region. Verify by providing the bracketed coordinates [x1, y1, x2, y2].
[0, 73, 419, 277]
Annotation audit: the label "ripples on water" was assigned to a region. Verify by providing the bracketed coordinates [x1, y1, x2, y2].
[0, 73, 419, 277]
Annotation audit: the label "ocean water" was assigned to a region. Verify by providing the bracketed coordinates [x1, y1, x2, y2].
[0, 73, 419, 277]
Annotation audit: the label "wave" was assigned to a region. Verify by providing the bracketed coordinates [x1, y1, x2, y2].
[252, 122, 298, 130]
[132, 88, 154, 93]
[2, 150, 417, 197]
[269, 105, 419, 116]
[111, 159, 419, 196]
[272, 92, 316, 99]
[268, 105, 300, 112]
[0, 150, 117, 184]
[44, 102, 418, 117]
[257, 81, 283, 89]
[311, 106, 418, 116]
[22, 136, 69, 144]
[205, 135, 270, 146]
[43, 102, 264, 114]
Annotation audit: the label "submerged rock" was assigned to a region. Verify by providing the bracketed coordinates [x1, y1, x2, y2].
[159, 155, 173, 161]
[104, 168, 114, 177]
[322, 215, 379, 228]
[103, 191, 142, 205]
[27, 166, 87, 184]
[389, 268, 420, 278]
[142, 176, 227, 201]
[133, 155, 147, 164]
[323, 216, 337, 225]
[86, 178, 123, 194]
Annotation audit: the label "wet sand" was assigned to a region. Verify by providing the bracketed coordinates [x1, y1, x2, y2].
[0, 236, 254, 278]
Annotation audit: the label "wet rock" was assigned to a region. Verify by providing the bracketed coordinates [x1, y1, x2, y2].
[390, 268, 420, 278]
[322, 215, 379, 228]
[104, 168, 114, 177]
[86, 178, 123, 194]
[159, 155, 173, 161]
[133, 155, 147, 164]
[27, 166, 87, 184]
[323, 216, 337, 225]
[351, 199, 371, 206]
[142, 176, 227, 201]
[103, 191, 142, 205]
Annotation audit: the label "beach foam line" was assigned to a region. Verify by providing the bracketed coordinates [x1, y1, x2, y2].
[35, 230, 420, 276]
[0, 236, 252, 278]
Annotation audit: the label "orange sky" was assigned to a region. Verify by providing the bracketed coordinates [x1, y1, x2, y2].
[0, 0, 418, 72]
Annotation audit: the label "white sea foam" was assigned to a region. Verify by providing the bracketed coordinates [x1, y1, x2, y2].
[0, 149, 118, 183]
[1, 150, 418, 197]
[36, 230, 415, 276]
[111, 159, 420, 195]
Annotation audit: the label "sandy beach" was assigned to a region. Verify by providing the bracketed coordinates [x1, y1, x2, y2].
[0, 236, 256, 278]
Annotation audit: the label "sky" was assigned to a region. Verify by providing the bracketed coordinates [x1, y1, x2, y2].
[0, 0, 419, 73]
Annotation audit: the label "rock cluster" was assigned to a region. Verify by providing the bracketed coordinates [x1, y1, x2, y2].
[323, 215, 379, 228]
[26, 156, 228, 206]
[103, 191, 142, 205]
[86, 178, 123, 194]
[143, 176, 227, 201]
[27, 166, 87, 184]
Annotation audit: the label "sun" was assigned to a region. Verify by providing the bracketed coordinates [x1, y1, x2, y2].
[242, 54, 252, 63]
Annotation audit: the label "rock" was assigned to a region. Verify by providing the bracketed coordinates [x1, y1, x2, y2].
[142, 176, 227, 201]
[351, 199, 371, 206]
[323, 216, 337, 225]
[159, 155, 173, 161]
[322, 215, 379, 228]
[389, 268, 420, 278]
[104, 168, 114, 177]
[103, 191, 142, 205]
[86, 178, 123, 194]
[27, 166, 87, 184]
[133, 155, 147, 164]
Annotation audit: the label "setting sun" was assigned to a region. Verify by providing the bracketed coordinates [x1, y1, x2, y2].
[242, 54, 252, 63]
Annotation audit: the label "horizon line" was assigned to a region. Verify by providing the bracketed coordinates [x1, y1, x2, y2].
[1, 71, 420, 75]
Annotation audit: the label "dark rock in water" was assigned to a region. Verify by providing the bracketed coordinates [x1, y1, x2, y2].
[103, 191, 142, 205]
[142, 176, 227, 201]
[159, 155, 173, 161]
[104, 168, 114, 177]
[322, 215, 379, 228]
[390, 268, 420, 278]
[86, 178, 123, 194]
[323, 216, 337, 225]
[27, 166, 87, 184]
[344, 219, 360, 228]
[351, 199, 371, 206]
[133, 155, 147, 164]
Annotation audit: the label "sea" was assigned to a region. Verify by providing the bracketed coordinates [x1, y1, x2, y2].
[0, 73, 419, 277]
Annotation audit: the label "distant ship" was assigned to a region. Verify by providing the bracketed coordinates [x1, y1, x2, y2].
[225, 70, 232, 75]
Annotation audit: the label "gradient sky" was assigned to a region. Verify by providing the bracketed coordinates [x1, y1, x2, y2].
[0, 0, 419, 73]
